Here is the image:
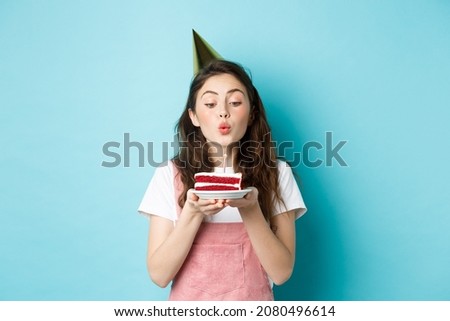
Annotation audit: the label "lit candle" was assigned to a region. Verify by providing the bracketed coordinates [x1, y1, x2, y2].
[223, 153, 227, 173]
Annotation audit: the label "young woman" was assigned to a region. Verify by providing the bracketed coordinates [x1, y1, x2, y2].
[138, 60, 306, 300]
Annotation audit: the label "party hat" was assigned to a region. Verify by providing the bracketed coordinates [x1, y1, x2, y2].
[193, 29, 222, 74]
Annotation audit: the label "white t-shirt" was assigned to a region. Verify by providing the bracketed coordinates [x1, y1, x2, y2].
[138, 160, 306, 222]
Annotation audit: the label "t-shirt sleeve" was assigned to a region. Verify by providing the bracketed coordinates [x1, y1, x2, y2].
[273, 161, 307, 219]
[137, 163, 177, 222]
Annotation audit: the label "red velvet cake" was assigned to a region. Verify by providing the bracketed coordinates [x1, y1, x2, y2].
[194, 172, 242, 191]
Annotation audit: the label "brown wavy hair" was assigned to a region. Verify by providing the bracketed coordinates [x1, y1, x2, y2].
[173, 60, 283, 221]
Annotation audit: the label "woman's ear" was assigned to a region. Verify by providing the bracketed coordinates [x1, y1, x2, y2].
[188, 108, 200, 127]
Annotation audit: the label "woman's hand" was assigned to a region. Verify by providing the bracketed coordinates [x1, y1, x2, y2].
[185, 189, 227, 217]
[183, 187, 259, 218]
[225, 187, 259, 211]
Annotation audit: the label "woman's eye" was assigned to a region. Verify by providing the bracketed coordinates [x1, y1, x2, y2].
[205, 103, 215, 108]
[229, 101, 241, 107]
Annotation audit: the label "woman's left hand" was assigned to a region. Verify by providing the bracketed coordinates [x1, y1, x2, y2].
[225, 187, 259, 210]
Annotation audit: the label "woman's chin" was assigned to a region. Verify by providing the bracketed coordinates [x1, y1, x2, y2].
[206, 138, 237, 148]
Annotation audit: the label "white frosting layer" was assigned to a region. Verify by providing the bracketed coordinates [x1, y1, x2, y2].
[194, 182, 240, 189]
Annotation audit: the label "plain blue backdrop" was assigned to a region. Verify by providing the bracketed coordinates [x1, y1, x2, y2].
[1, 1, 449, 300]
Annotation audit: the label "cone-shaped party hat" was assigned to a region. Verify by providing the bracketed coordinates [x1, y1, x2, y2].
[193, 29, 222, 74]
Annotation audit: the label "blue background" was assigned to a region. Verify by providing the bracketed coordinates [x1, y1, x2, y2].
[1, 1, 449, 300]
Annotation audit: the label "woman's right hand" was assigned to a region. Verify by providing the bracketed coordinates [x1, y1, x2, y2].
[184, 189, 227, 217]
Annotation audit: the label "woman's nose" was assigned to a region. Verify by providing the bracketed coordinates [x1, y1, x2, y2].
[218, 105, 230, 118]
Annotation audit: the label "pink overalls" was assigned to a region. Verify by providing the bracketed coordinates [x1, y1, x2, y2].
[169, 166, 274, 301]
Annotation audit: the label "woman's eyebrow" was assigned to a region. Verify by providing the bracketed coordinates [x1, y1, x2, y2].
[227, 88, 245, 96]
[201, 90, 218, 97]
[200, 88, 245, 98]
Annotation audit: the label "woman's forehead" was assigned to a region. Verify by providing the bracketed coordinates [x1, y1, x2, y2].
[199, 74, 248, 96]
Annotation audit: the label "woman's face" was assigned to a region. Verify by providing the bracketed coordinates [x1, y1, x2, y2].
[189, 73, 251, 149]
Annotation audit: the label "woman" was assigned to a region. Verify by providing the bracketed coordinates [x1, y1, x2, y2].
[138, 60, 306, 300]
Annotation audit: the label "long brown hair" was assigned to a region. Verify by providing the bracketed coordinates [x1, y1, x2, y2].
[173, 60, 283, 221]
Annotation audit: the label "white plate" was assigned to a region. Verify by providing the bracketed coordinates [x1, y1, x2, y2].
[194, 188, 252, 200]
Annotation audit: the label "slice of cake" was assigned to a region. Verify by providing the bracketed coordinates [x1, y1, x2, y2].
[194, 172, 242, 191]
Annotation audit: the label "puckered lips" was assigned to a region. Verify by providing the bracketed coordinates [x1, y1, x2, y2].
[218, 122, 231, 135]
